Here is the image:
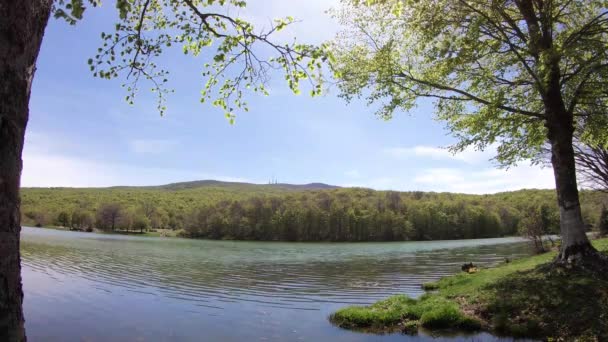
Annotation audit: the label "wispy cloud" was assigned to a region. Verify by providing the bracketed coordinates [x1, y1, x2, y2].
[412, 164, 555, 194]
[338, 162, 554, 194]
[21, 152, 251, 187]
[383, 144, 496, 164]
[381, 143, 554, 193]
[413, 168, 465, 184]
[21, 132, 250, 187]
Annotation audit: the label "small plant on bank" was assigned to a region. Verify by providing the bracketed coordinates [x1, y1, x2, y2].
[421, 282, 439, 291]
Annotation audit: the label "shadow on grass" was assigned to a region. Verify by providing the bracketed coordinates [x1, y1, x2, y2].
[480, 261, 608, 340]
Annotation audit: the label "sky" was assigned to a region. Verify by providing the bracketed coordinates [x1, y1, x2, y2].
[22, 0, 556, 194]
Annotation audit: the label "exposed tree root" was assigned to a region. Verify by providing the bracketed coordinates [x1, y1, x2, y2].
[552, 243, 608, 275]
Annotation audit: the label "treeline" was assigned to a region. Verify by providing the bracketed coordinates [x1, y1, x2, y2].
[20, 184, 608, 241]
[24, 202, 153, 233]
[183, 191, 508, 241]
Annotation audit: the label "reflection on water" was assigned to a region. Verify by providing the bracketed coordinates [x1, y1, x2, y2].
[21, 227, 532, 341]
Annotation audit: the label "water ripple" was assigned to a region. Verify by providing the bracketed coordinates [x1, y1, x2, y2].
[20, 227, 533, 341]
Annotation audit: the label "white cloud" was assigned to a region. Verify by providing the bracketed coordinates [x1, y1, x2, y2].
[21, 132, 250, 187]
[412, 164, 555, 194]
[382, 143, 555, 193]
[338, 161, 554, 194]
[129, 139, 178, 154]
[413, 168, 464, 184]
[384, 144, 496, 164]
[22, 153, 118, 188]
[342, 177, 400, 190]
[21, 152, 251, 187]
[376, 143, 556, 193]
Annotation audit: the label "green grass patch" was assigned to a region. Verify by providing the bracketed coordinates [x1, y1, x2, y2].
[330, 238, 608, 339]
[329, 294, 480, 333]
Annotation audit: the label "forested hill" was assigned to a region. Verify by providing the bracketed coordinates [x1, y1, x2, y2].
[20, 182, 608, 242]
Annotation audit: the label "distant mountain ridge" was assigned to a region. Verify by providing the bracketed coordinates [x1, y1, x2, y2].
[38, 180, 341, 191]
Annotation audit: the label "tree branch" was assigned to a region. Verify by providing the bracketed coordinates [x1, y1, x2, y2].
[396, 70, 545, 118]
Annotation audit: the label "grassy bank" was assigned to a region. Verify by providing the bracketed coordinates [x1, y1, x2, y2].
[330, 238, 608, 340]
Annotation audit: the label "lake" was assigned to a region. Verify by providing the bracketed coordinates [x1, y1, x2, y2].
[21, 227, 533, 341]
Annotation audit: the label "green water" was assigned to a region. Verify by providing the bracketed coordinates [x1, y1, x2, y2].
[21, 226, 532, 341]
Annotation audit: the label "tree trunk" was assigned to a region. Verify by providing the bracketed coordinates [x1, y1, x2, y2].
[0, 1, 52, 341]
[545, 104, 596, 263]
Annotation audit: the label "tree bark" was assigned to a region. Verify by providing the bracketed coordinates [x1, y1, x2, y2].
[0, 0, 52, 341]
[545, 97, 596, 263]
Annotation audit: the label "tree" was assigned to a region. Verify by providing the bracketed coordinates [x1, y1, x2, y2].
[1, 2, 52, 340]
[599, 206, 608, 237]
[97, 203, 123, 231]
[32, 211, 48, 228]
[575, 143, 608, 192]
[132, 215, 150, 233]
[329, 0, 608, 264]
[23, 210, 48, 228]
[1, 1, 324, 338]
[71, 210, 94, 231]
[55, 211, 71, 227]
[139, 199, 157, 221]
[519, 204, 558, 253]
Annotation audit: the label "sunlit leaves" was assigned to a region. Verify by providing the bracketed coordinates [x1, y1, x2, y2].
[116, 0, 132, 19]
[56, 0, 326, 119]
[330, 0, 608, 166]
[53, 0, 101, 24]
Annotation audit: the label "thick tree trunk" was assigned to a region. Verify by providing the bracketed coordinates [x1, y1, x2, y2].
[517, 0, 605, 269]
[545, 102, 596, 263]
[0, 1, 52, 341]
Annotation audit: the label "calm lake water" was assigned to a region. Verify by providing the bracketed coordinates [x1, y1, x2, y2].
[21, 227, 533, 341]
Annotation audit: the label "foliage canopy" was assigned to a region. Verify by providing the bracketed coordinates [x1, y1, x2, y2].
[330, 0, 608, 165]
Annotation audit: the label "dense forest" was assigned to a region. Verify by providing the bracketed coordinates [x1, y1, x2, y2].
[20, 181, 608, 241]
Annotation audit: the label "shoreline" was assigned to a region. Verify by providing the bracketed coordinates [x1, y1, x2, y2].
[329, 237, 608, 340]
[23, 225, 528, 243]
[22, 225, 182, 238]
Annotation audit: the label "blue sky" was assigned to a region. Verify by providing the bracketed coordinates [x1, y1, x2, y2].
[22, 0, 555, 194]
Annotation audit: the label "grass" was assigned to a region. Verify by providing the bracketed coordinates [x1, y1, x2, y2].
[329, 295, 480, 334]
[329, 238, 608, 340]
